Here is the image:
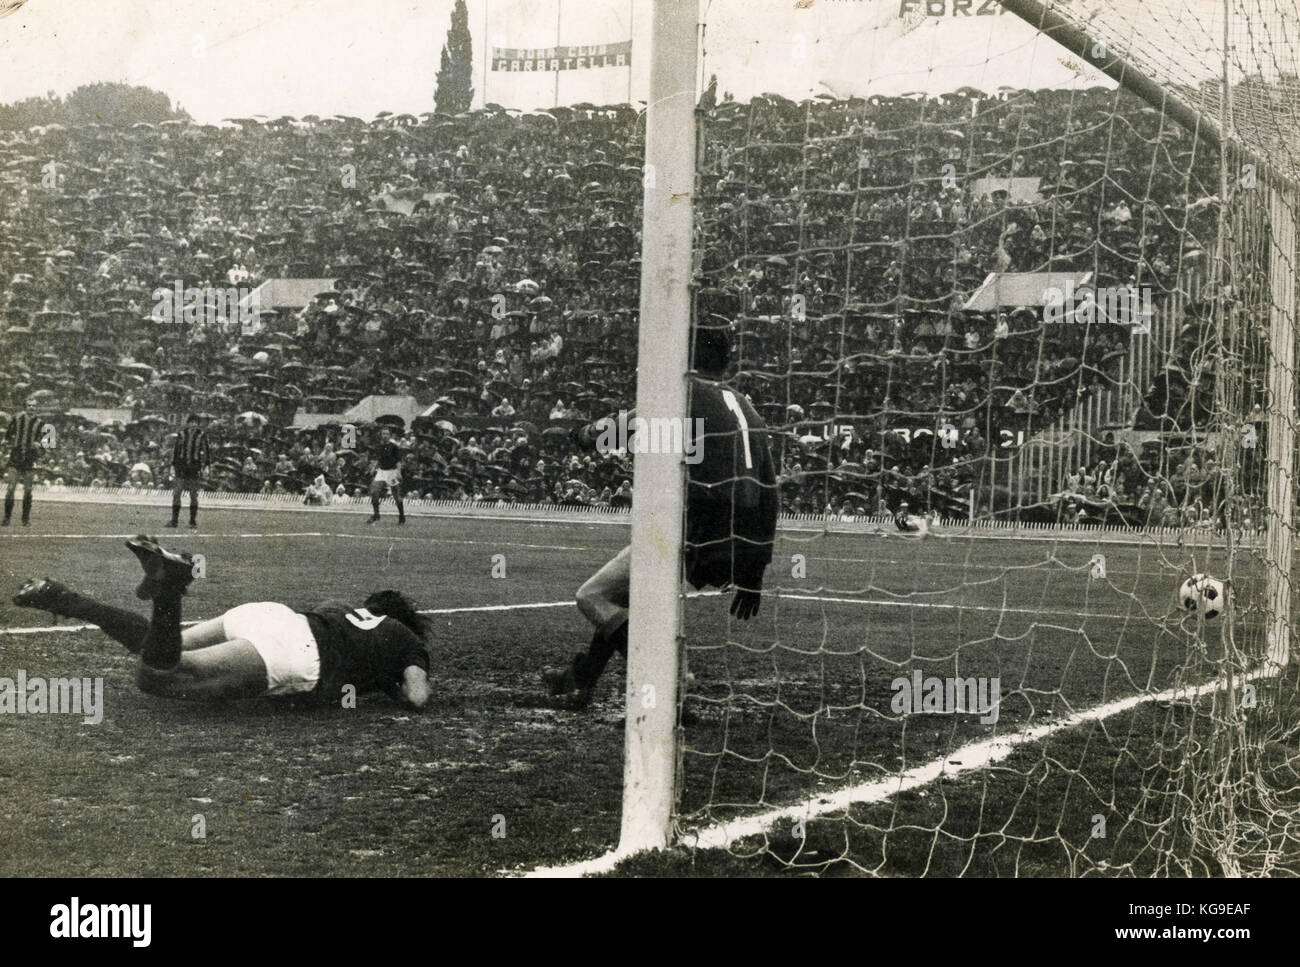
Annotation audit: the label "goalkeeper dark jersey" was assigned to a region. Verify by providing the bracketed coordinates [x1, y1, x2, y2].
[684, 378, 778, 588]
[302, 601, 430, 700]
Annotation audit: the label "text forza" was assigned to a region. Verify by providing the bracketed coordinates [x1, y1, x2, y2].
[890, 672, 1001, 724]
[50, 898, 151, 947]
[593, 412, 706, 464]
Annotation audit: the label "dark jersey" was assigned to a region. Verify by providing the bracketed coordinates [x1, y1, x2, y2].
[6, 412, 45, 469]
[172, 425, 210, 474]
[302, 601, 430, 701]
[375, 441, 401, 471]
[894, 511, 919, 532]
[683, 378, 779, 588]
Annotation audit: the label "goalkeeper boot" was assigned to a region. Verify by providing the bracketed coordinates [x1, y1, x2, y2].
[540, 657, 595, 709]
[126, 535, 195, 601]
[13, 578, 72, 618]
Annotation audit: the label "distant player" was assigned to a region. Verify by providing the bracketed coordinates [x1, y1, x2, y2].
[540, 325, 779, 708]
[3, 401, 47, 528]
[167, 414, 211, 529]
[13, 537, 433, 707]
[893, 502, 936, 537]
[368, 426, 406, 525]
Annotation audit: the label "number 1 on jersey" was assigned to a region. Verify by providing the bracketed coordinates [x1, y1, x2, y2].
[720, 389, 754, 469]
[345, 608, 385, 630]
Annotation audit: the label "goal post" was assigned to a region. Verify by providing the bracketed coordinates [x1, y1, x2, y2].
[1265, 182, 1296, 669]
[619, 0, 697, 854]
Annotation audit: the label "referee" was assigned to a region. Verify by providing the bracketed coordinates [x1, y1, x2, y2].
[3, 401, 47, 528]
[167, 414, 211, 529]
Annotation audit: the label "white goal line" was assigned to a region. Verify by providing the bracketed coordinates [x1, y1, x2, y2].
[523, 663, 1281, 877]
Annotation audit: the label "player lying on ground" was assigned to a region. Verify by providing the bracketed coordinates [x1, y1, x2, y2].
[13, 537, 432, 707]
[540, 324, 779, 708]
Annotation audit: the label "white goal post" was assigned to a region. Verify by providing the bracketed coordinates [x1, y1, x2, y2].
[619, 0, 697, 853]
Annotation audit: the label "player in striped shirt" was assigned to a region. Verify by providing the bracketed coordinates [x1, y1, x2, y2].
[167, 415, 211, 529]
[3, 402, 49, 527]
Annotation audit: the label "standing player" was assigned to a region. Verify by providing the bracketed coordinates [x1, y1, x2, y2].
[13, 536, 433, 707]
[167, 414, 211, 529]
[540, 325, 779, 708]
[368, 426, 406, 525]
[3, 400, 48, 528]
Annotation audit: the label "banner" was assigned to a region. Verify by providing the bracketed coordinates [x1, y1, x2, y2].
[492, 40, 631, 72]
[482, 0, 633, 108]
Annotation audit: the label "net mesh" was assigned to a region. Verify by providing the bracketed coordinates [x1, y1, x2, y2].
[671, 0, 1300, 875]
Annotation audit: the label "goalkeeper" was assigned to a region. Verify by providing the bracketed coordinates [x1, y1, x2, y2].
[541, 324, 779, 708]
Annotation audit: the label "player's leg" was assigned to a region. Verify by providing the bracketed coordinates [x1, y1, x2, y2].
[368, 479, 383, 522]
[136, 639, 269, 702]
[167, 477, 183, 527]
[187, 482, 200, 529]
[18, 469, 34, 525]
[2, 466, 16, 525]
[542, 545, 631, 705]
[126, 537, 270, 700]
[181, 615, 230, 651]
[13, 578, 150, 649]
[392, 481, 405, 524]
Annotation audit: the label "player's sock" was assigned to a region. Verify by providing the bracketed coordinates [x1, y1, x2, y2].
[189, 495, 198, 526]
[572, 620, 629, 690]
[170, 494, 181, 525]
[20, 490, 32, 524]
[140, 589, 184, 670]
[50, 592, 150, 653]
[371, 496, 381, 517]
[395, 498, 405, 522]
[3, 492, 14, 523]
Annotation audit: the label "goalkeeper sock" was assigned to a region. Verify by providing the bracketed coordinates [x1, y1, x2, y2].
[141, 589, 185, 670]
[50, 591, 150, 654]
[573, 620, 629, 689]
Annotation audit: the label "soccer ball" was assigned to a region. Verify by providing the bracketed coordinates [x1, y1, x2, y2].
[1179, 573, 1226, 618]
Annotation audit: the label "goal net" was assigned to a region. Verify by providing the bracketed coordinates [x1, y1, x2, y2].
[629, 0, 1300, 876]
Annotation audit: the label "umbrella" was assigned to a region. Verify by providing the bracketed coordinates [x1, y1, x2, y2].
[236, 411, 268, 427]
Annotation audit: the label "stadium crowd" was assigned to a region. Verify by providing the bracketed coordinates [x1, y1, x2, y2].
[2, 84, 1251, 524]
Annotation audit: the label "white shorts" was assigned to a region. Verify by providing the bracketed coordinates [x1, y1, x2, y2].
[373, 468, 401, 488]
[223, 602, 321, 696]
